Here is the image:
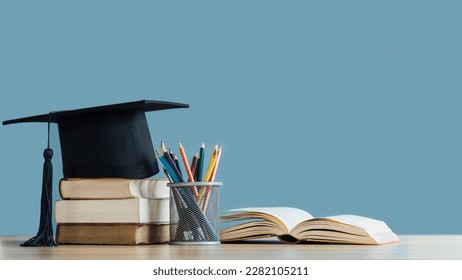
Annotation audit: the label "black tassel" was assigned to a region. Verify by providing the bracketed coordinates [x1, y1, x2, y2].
[21, 115, 56, 247]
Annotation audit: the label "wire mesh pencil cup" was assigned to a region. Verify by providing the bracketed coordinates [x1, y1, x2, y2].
[167, 181, 222, 245]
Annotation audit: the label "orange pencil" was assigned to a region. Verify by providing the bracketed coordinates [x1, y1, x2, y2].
[178, 142, 198, 197]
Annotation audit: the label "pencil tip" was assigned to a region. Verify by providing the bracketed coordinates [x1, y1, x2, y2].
[201, 142, 205, 148]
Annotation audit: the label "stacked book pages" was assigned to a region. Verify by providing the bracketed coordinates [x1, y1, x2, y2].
[55, 178, 170, 245]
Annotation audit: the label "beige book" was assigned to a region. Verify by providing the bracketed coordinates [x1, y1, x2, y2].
[55, 198, 169, 224]
[59, 177, 170, 200]
[56, 223, 169, 245]
[221, 207, 399, 245]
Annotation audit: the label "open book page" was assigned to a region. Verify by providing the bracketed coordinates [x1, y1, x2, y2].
[321, 215, 399, 244]
[228, 207, 314, 232]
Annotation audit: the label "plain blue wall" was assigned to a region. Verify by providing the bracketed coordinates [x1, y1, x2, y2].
[1, 1, 461, 235]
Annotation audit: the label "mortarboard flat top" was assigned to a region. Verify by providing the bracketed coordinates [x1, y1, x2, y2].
[2, 100, 189, 125]
[3, 99, 189, 179]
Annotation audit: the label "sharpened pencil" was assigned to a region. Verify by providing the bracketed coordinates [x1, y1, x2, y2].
[209, 145, 222, 182]
[173, 154, 182, 177]
[161, 142, 184, 182]
[178, 142, 198, 197]
[204, 145, 218, 182]
[202, 145, 222, 212]
[156, 150, 179, 183]
[196, 142, 205, 182]
[160, 141, 168, 154]
[198, 145, 218, 205]
[163, 167, 173, 183]
[190, 151, 199, 178]
[190, 151, 200, 195]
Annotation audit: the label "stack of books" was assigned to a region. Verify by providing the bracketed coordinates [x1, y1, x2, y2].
[55, 178, 170, 245]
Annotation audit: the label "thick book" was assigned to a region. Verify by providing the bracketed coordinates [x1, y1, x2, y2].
[220, 207, 399, 245]
[59, 177, 170, 200]
[55, 198, 169, 224]
[56, 223, 169, 245]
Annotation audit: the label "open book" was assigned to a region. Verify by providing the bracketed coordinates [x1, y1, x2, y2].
[220, 207, 399, 245]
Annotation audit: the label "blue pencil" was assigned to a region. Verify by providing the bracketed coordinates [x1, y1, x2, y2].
[161, 142, 184, 182]
[157, 150, 180, 183]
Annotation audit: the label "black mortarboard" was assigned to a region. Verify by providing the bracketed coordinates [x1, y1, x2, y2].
[3, 100, 189, 246]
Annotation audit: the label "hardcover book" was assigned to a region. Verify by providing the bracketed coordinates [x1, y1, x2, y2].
[59, 177, 169, 200]
[55, 198, 169, 224]
[56, 223, 169, 245]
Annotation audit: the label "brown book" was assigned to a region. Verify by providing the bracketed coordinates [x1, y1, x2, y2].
[56, 223, 169, 245]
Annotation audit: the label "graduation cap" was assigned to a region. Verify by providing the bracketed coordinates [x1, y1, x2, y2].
[2, 100, 189, 246]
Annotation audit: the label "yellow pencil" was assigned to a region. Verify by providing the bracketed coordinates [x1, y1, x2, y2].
[197, 145, 218, 204]
[201, 145, 222, 212]
[204, 144, 218, 182]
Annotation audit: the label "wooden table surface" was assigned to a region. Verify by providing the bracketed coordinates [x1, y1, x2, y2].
[1, 235, 461, 260]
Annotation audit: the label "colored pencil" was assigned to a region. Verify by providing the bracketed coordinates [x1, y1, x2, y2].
[198, 145, 218, 205]
[178, 142, 198, 197]
[160, 141, 168, 154]
[163, 167, 173, 183]
[204, 145, 218, 181]
[196, 142, 205, 182]
[161, 142, 184, 182]
[171, 149, 182, 177]
[209, 145, 222, 182]
[190, 151, 199, 177]
[174, 154, 182, 176]
[157, 150, 179, 183]
[201, 145, 222, 212]
[190, 151, 200, 195]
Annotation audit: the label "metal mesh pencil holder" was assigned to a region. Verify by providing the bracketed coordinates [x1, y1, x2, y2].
[167, 181, 222, 245]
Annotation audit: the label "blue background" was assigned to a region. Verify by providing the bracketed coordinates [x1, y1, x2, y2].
[1, 1, 461, 235]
